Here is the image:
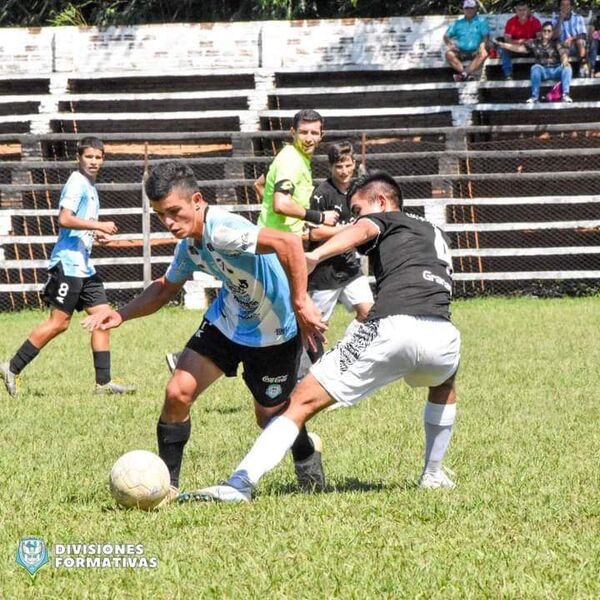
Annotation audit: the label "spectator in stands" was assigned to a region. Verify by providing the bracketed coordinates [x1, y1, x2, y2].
[499, 2, 542, 80]
[552, 0, 588, 77]
[496, 21, 573, 103]
[0, 137, 135, 398]
[588, 12, 600, 77]
[444, 0, 490, 82]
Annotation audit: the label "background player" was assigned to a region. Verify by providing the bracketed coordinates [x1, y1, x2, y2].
[0, 137, 135, 397]
[83, 161, 328, 503]
[303, 140, 374, 368]
[190, 171, 461, 502]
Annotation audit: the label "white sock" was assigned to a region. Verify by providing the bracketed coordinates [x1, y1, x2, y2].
[423, 402, 456, 475]
[229, 416, 299, 489]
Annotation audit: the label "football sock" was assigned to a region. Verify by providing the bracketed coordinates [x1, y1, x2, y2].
[93, 351, 111, 385]
[290, 425, 314, 462]
[230, 416, 299, 487]
[423, 402, 456, 475]
[157, 419, 191, 488]
[10, 339, 40, 375]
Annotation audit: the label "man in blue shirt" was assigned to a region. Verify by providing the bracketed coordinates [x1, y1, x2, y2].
[82, 161, 328, 504]
[552, 0, 589, 77]
[0, 137, 135, 397]
[444, 0, 490, 82]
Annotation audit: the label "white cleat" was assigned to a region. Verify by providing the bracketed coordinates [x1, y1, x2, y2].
[178, 484, 251, 504]
[418, 467, 456, 489]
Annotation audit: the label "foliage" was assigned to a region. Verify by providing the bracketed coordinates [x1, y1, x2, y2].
[2, 0, 599, 28]
[1, 298, 600, 597]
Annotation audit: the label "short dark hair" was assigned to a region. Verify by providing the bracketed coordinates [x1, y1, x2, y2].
[77, 136, 104, 156]
[542, 20, 554, 29]
[144, 161, 199, 202]
[327, 140, 354, 165]
[292, 109, 324, 131]
[348, 170, 403, 210]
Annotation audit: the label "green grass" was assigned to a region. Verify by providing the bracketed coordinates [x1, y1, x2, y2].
[1, 297, 599, 599]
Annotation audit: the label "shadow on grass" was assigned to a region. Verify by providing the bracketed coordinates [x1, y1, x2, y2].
[267, 477, 416, 496]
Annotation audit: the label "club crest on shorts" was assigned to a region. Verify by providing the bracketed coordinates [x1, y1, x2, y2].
[265, 383, 282, 399]
[16, 536, 49, 576]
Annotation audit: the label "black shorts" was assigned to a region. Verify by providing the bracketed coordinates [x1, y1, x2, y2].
[185, 319, 302, 407]
[42, 262, 108, 315]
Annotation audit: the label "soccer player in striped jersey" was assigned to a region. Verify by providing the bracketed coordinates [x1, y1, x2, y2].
[0, 137, 135, 397]
[82, 161, 327, 503]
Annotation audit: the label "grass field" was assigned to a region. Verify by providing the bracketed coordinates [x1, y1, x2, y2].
[1, 296, 599, 599]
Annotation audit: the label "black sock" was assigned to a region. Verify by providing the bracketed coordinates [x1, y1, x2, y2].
[291, 425, 314, 462]
[10, 340, 40, 375]
[307, 337, 324, 364]
[157, 419, 191, 488]
[93, 351, 111, 385]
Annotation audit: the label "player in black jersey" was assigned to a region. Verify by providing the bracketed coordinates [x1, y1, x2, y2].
[189, 171, 461, 502]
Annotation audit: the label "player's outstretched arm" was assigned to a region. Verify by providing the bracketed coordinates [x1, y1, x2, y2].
[256, 227, 327, 351]
[81, 276, 182, 331]
[305, 219, 379, 273]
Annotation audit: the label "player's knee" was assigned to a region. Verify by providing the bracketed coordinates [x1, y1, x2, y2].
[52, 316, 71, 335]
[164, 379, 194, 412]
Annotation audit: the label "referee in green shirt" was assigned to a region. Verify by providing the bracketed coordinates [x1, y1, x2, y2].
[256, 109, 339, 234]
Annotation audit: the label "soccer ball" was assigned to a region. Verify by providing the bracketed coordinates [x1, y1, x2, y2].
[109, 450, 170, 510]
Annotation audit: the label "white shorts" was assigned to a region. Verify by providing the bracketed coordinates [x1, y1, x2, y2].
[310, 314, 461, 406]
[310, 275, 374, 322]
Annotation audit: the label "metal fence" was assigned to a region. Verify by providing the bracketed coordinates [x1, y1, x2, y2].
[1, 124, 600, 311]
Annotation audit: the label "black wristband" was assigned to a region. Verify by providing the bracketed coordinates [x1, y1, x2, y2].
[304, 209, 322, 224]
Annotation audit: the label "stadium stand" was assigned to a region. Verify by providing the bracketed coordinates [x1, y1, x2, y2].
[1, 14, 600, 310]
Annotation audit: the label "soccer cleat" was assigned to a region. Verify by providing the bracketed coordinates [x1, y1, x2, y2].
[294, 432, 326, 492]
[165, 352, 181, 374]
[418, 466, 456, 489]
[453, 72, 467, 82]
[177, 483, 251, 504]
[156, 485, 180, 508]
[94, 381, 136, 395]
[526, 96, 539, 104]
[561, 94, 573, 103]
[0, 362, 19, 397]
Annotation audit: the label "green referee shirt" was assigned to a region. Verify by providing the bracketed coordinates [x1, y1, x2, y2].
[258, 144, 314, 235]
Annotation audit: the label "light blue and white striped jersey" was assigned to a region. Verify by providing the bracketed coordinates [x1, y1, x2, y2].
[165, 206, 297, 347]
[552, 11, 587, 41]
[49, 171, 99, 277]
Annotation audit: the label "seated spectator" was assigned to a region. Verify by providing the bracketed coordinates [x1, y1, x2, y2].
[552, 0, 588, 77]
[588, 12, 600, 77]
[444, 0, 490, 82]
[495, 22, 573, 103]
[499, 3, 542, 80]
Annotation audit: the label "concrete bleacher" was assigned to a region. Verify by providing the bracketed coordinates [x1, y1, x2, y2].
[1, 15, 600, 308]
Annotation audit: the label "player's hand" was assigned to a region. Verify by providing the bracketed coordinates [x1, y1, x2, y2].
[305, 251, 319, 275]
[295, 295, 328, 354]
[95, 232, 111, 245]
[321, 210, 339, 226]
[81, 309, 123, 331]
[98, 221, 118, 235]
[563, 37, 573, 47]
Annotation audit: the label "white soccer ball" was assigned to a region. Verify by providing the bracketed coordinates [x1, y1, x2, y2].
[109, 450, 170, 510]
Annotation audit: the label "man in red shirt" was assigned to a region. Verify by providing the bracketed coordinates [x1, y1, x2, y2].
[500, 2, 542, 79]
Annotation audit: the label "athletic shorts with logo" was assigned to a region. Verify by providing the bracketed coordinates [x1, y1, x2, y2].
[185, 318, 302, 407]
[42, 261, 108, 314]
[311, 314, 461, 406]
[310, 275, 373, 322]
